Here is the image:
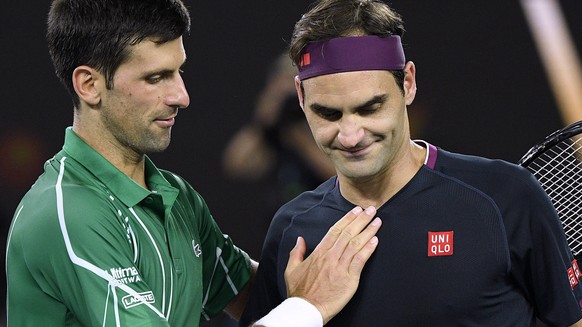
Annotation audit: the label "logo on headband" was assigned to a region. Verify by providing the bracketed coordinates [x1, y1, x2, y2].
[300, 53, 311, 67]
[297, 35, 405, 81]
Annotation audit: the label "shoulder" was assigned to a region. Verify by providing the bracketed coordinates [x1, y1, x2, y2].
[9, 182, 126, 269]
[432, 147, 556, 231]
[19, 176, 115, 223]
[436, 148, 527, 175]
[11, 173, 125, 257]
[434, 148, 538, 193]
[273, 177, 338, 222]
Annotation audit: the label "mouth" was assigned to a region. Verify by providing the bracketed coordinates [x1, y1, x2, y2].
[338, 144, 371, 158]
[154, 114, 177, 128]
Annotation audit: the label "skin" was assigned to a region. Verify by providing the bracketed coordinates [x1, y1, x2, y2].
[295, 62, 426, 209]
[70, 35, 383, 323]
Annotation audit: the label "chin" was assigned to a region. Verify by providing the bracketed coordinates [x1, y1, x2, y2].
[339, 168, 373, 180]
[141, 141, 171, 154]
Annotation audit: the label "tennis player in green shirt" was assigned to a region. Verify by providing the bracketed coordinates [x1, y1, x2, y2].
[5, 0, 382, 326]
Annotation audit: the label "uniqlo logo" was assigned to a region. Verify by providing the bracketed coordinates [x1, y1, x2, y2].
[300, 53, 311, 67]
[428, 231, 454, 257]
[568, 267, 579, 288]
[573, 259, 581, 280]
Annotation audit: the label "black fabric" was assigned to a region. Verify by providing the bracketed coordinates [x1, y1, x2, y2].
[240, 147, 582, 327]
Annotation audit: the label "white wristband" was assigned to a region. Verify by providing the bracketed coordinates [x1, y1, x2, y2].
[253, 297, 323, 327]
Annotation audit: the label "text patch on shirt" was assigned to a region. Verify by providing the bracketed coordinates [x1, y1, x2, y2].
[428, 231, 454, 257]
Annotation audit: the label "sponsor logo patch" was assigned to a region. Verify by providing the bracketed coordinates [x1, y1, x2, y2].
[109, 267, 142, 286]
[568, 267, 579, 288]
[300, 53, 311, 67]
[573, 259, 581, 280]
[428, 231, 454, 257]
[122, 291, 155, 309]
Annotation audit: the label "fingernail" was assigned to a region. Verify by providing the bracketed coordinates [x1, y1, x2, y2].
[370, 217, 382, 227]
[352, 206, 363, 214]
[365, 206, 376, 216]
[370, 236, 379, 245]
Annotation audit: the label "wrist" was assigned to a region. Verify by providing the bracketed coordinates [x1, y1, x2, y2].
[253, 297, 323, 327]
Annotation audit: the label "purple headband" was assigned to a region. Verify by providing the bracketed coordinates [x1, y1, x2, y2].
[298, 35, 405, 80]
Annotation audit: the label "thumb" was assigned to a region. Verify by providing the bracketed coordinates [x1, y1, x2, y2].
[287, 236, 306, 270]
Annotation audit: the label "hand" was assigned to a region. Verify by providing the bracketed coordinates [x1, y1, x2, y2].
[284, 206, 381, 324]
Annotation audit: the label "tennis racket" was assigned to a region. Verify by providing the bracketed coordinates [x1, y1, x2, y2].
[518, 120, 582, 260]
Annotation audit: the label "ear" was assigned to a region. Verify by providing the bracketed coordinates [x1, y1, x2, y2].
[294, 75, 305, 112]
[403, 61, 417, 106]
[72, 66, 103, 106]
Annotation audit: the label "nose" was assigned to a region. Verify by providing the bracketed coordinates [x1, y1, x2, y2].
[337, 116, 365, 148]
[166, 75, 190, 109]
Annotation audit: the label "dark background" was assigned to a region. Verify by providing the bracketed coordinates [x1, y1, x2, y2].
[1, 1, 581, 326]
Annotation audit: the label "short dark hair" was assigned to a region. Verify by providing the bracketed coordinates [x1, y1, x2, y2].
[47, 0, 191, 107]
[289, 0, 405, 93]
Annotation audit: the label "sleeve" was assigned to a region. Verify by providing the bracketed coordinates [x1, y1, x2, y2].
[239, 213, 289, 327]
[177, 178, 252, 321]
[508, 172, 582, 326]
[14, 186, 170, 326]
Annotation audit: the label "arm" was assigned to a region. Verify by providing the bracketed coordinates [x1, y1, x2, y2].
[254, 206, 381, 326]
[224, 259, 258, 320]
[571, 319, 582, 327]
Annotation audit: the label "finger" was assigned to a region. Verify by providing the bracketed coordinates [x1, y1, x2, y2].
[348, 235, 380, 276]
[286, 236, 307, 271]
[337, 217, 382, 270]
[329, 206, 378, 252]
[313, 206, 363, 252]
[330, 206, 363, 231]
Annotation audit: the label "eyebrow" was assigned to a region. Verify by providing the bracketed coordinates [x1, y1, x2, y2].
[142, 60, 187, 77]
[310, 94, 388, 112]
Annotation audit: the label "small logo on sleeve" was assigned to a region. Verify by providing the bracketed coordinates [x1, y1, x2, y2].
[109, 267, 142, 286]
[428, 231, 454, 257]
[122, 291, 155, 309]
[573, 259, 581, 279]
[568, 267, 579, 288]
[568, 259, 581, 289]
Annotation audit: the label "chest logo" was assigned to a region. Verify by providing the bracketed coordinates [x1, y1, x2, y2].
[428, 231, 454, 257]
[192, 240, 202, 257]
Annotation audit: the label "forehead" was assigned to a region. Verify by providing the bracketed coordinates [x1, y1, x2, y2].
[123, 37, 186, 67]
[302, 70, 397, 104]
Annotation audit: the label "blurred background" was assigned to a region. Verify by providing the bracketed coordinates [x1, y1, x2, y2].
[1, 1, 581, 326]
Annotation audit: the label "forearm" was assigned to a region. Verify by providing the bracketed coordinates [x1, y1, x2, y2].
[224, 259, 258, 320]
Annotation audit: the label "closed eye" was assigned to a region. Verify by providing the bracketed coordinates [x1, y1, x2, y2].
[311, 105, 342, 121]
[146, 72, 171, 84]
[357, 105, 380, 116]
[355, 95, 386, 116]
[145, 65, 185, 85]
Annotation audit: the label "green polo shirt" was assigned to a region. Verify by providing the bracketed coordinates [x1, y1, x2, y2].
[6, 128, 251, 326]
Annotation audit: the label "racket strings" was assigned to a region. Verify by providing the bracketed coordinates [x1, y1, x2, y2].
[527, 136, 582, 257]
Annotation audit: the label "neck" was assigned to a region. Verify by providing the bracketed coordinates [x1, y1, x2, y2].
[72, 120, 149, 189]
[338, 140, 426, 208]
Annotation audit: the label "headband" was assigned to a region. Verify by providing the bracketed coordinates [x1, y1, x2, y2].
[297, 35, 405, 80]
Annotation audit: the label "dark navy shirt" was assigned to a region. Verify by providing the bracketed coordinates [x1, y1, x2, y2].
[241, 144, 582, 327]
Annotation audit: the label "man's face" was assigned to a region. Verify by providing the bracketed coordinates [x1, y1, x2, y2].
[98, 37, 190, 155]
[298, 68, 415, 181]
